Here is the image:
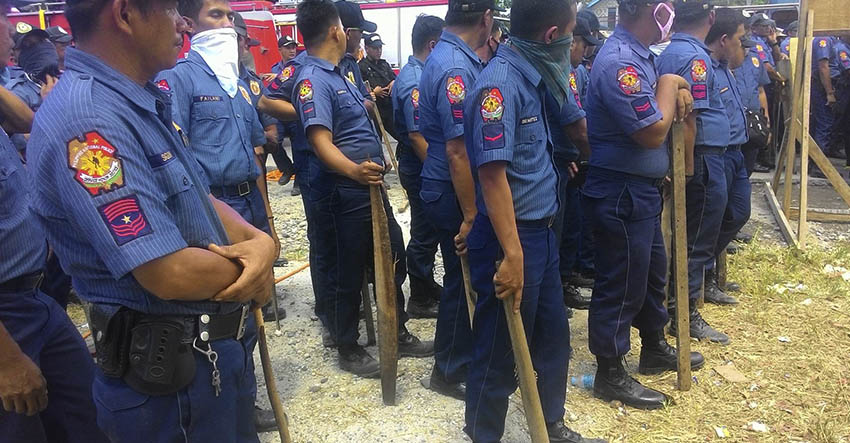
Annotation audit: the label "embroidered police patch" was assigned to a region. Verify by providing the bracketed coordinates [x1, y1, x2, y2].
[250, 80, 261, 96]
[411, 88, 420, 109]
[240, 86, 252, 104]
[480, 88, 504, 123]
[446, 75, 466, 104]
[98, 195, 152, 246]
[67, 132, 124, 196]
[631, 97, 655, 121]
[691, 83, 707, 100]
[691, 59, 707, 83]
[281, 65, 295, 82]
[156, 79, 171, 92]
[752, 57, 760, 68]
[569, 72, 582, 107]
[298, 80, 313, 103]
[482, 124, 505, 150]
[301, 103, 316, 119]
[617, 66, 641, 95]
[818, 39, 827, 48]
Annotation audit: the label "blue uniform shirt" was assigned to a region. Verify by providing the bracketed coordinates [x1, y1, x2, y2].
[734, 48, 770, 112]
[752, 36, 775, 66]
[339, 52, 372, 101]
[834, 40, 850, 74]
[267, 52, 311, 155]
[466, 45, 558, 221]
[714, 59, 748, 146]
[419, 30, 484, 183]
[240, 66, 276, 128]
[27, 48, 237, 315]
[811, 37, 833, 76]
[155, 51, 265, 187]
[586, 26, 668, 178]
[5, 72, 43, 152]
[574, 64, 590, 105]
[657, 33, 731, 148]
[549, 73, 585, 162]
[391, 55, 425, 154]
[780, 37, 791, 57]
[0, 128, 47, 282]
[292, 55, 383, 166]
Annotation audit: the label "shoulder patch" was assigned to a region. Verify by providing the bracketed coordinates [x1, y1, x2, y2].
[239, 86, 252, 104]
[751, 57, 760, 68]
[67, 131, 125, 196]
[298, 79, 314, 103]
[98, 195, 153, 246]
[156, 79, 171, 92]
[841, 51, 849, 61]
[280, 65, 295, 82]
[411, 88, 420, 108]
[569, 71, 579, 93]
[631, 97, 656, 121]
[446, 75, 466, 104]
[818, 39, 827, 48]
[346, 71, 356, 84]
[480, 88, 504, 123]
[690, 59, 707, 83]
[250, 80, 261, 96]
[617, 66, 641, 95]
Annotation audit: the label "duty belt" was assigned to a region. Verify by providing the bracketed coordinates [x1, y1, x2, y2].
[516, 215, 556, 229]
[210, 181, 256, 198]
[0, 272, 44, 292]
[135, 303, 250, 342]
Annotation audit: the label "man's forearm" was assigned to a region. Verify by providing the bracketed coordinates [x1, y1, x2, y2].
[478, 162, 522, 260]
[307, 127, 361, 179]
[0, 88, 34, 134]
[819, 62, 834, 95]
[446, 137, 477, 223]
[258, 96, 297, 121]
[564, 118, 590, 160]
[132, 247, 242, 301]
[211, 195, 265, 244]
[758, 87, 769, 124]
[409, 131, 429, 163]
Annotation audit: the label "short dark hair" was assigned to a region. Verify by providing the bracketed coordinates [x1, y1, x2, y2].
[705, 8, 745, 45]
[178, 0, 204, 21]
[673, 2, 713, 29]
[510, 0, 573, 40]
[297, 0, 340, 48]
[67, 0, 163, 40]
[411, 14, 445, 53]
[445, 10, 485, 28]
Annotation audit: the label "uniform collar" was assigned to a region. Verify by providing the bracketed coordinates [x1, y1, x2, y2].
[711, 56, 727, 70]
[440, 30, 482, 66]
[612, 26, 651, 60]
[64, 47, 167, 115]
[671, 32, 712, 54]
[407, 55, 424, 68]
[497, 44, 542, 87]
[302, 55, 338, 73]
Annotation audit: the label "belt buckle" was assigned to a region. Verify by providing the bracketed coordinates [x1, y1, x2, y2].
[547, 215, 555, 228]
[236, 304, 250, 340]
[237, 181, 251, 196]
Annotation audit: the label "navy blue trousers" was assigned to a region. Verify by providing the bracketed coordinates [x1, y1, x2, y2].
[420, 178, 472, 383]
[464, 215, 568, 443]
[715, 148, 751, 257]
[0, 289, 108, 443]
[811, 82, 834, 152]
[685, 151, 727, 302]
[397, 145, 440, 285]
[324, 179, 409, 346]
[583, 171, 668, 358]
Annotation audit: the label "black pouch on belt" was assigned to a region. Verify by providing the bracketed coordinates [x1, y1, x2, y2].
[122, 317, 196, 396]
[90, 305, 136, 378]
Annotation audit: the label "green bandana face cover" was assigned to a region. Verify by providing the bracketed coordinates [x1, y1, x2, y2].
[509, 33, 574, 106]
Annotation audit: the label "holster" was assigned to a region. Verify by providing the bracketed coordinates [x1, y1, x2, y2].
[90, 305, 135, 378]
[122, 317, 196, 396]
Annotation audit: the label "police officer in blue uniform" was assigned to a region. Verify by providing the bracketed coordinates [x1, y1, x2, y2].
[657, 0, 732, 345]
[291, 0, 433, 377]
[26, 0, 278, 439]
[335, 0, 376, 108]
[780, 20, 797, 57]
[830, 37, 850, 169]
[391, 15, 445, 322]
[811, 35, 836, 160]
[269, 35, 297, 188]
[418, 0, 494, 399]
[736, 25, 772, 175]
[463, 1, 605, 441]
[584, 0, 704, 410]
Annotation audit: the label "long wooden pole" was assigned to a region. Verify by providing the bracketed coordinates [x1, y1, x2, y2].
[671, 122, 692, 391]
[361, 273, 377, 347]
[797, 10, 815, 248]
[253, 309, 293, 443]
[369, 184, 398, 405]
[365, 81, 409, 212]
[460, 255, 477, 326]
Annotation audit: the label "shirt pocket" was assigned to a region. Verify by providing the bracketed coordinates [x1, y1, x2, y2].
[190, 100, 231, 147]
[150, 156, 193, 202]
[512, 117, 545, 174]
[0, 162, 22, 218]
[335, 93, 365, 129]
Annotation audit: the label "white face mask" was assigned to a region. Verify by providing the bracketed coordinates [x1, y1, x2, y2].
[653, 3, 675, 44]
[191, 28, 239, 98]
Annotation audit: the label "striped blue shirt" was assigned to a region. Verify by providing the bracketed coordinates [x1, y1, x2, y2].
[0, 129, 47, 282]
[5, 72, 42, 152]
[266, 51, 311, 155]
[419, 30, 484, 183]
[391, 55, 424, 154]
[714, 59, 748, 146]
[734, 49, 770, 112]
[465, 44, 558, 221]
[27, 48, 237, 315]
[339, 52, 372, 101]
[155, 51, 265, 187]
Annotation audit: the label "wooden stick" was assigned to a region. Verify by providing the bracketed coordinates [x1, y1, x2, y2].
[253, 309, 293, 443]
[369, 184, 398, 406]
[501, 295, 549, 443]
[274, 263, 310, 284]
[460, 255, 477, 327]
[765, 185, 800, 248]
[807, 135, 850, 207]
[365, 81, 409, 213]
[788, 207, 850, 223]
[797, 10, 815, 248]
[716, 251, 727, 292]
[361, 273, 377, 347]
[671, 122, 692, 391]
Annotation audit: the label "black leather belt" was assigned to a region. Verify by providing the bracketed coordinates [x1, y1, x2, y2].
[0, 272, 44, 292]
[727, 144, 743, 151]
[136, 304, 250, 343]
[588, 167, 665, 188]
[516, 215, 556, 229]
[695, 145, 726, 155]
[210, 181, 256, 198]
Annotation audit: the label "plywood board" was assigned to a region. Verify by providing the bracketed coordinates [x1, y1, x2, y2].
[809, 0, 850, 33]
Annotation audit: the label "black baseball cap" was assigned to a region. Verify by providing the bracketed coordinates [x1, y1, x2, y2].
[335, 1, 377, 33]
[233, 13, 261, 46]
[45, 26, 73, 44]
[673, 0, 714, 20]
[13, 22, 50, 49]
[577, 9, 600, 33]
[363, 33, 384, 47]
[785, 20, 799, 33]
[749, 13, 775, 27]
[574, 17, 602, 46]
[448, 0, 506, 13]
[742, 37, 757, 48]
[278, 35, 297, 47]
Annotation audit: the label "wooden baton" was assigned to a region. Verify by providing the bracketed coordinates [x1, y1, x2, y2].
[253, 308, 293, 442]
[365, 80, 410, 213]
[670, 122, 692, 391]
[460, 254, 477, 327]
[370, 184, 399, 405]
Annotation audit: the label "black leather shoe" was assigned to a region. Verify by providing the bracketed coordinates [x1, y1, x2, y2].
[725, 281, 742, 292]
[254, 405, 277, 433]
[734, 231, 753, 244]
[338, 345, 380, 378]
[547, 420, 608, 443]
[670, 307, 730, 345]
[398, 327, 434, 358]
[262, 303, 287, 323]
[407, 298, 439, 319]
[563, 284, 591, 310]
[752, 163, 771, 173]
[704, 282, 739, 305]
[726, 242, 739, 255]
[321, 326, 336, 348]
[408, 276, 440, 318]
[421, 367, 465, 401]
[290, 182, 301, 196]
[567, 271, 595, 288]
[638, 330, 704, 375]
[593, 357, 670, 410]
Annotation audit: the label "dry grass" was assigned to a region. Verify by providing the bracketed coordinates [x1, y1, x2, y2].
[564, 236, 850, 443]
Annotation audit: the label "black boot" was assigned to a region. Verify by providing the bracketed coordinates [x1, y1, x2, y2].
[338, 344, 380, 378]
[567, 271, 594, 289]
[593, 356, 670, 410]
[262, 302, 287, 322]
[563, 284, 591, 310]
[421, 366, 465, 401]
[254, 405, 277, 433]
[398, 326, 434, 358]
[704, 269, 739, 305]
[669, 305, 730, 345]
[407, 275, 439, 319]
[547, 420, 608, 443]
[638, 329, 704, 375]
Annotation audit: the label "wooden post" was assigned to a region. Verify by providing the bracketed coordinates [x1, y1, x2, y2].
[460, 255, 477, 327]
[369, 185, 398, 406]
[361, 274, 377, 347]
[364, 81, 409, 212]
[670, 122, 692, 391]
[716, 251, 727, 292]
[253, 309, 293, 443]
[797, 10, 815, 248]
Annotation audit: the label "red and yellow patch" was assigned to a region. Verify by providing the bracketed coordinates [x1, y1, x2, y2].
[818, 39, 827, 48]
[480, 88, 504, 122]
[841, 51, 848, 61]
[411, 88, 420, 108]
[617, 66, 641, 95]
[280, 65, 295, 82]
[98, 195, 152, 246]
[691, 59, 707, 83]
[250, 80, 261, 96]
[446, 75, 466, 104]
[67, 132, 124, 196]
[752, 57, 760, 68]
[569, 72, 578, 93]
[298, 79, 314, 103]
[239, 86, 252, 104]
[156, 79, 171, 92]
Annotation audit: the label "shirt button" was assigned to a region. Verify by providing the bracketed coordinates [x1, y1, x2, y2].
[183, 177, 189, 186]
[236, 114, 241, 119]
[531, 135, 537, 142]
